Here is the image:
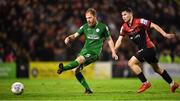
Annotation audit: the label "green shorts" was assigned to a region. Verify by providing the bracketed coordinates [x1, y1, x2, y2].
[79, 50, 99, 66]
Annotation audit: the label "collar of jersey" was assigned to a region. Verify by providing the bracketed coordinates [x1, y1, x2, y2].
[89, 22, 98, 28]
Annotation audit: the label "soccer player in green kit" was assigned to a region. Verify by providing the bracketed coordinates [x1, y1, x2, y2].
[57, 8, 118, 94]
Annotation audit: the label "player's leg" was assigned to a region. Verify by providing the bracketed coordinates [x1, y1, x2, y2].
[128, 56, 148, 83]
[128, 56, 151, 93]
[150, 63, 179, 93]
[57, 55, 85, 74]
[74, 52, 98, 94]
[145, 48, 179, 93]
[74, 66, 93, 94]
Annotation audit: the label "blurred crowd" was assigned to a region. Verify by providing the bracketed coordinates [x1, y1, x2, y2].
[0, 0, 179, 63]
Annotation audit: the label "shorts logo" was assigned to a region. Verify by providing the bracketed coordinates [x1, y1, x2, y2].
[135, 34, 140, 39]
[85, 54, 91, 58]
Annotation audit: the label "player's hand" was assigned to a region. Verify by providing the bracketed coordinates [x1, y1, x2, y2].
[64, 37, 71, 47]
[164, 33, 175, 39]
[112, 53, 118, 60]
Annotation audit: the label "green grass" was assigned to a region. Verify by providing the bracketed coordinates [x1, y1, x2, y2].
[0, 78, 180, 100]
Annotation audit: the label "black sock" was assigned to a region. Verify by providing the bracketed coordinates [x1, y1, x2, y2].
[137, 72, 147, 83]
[160, 70, 173, 84]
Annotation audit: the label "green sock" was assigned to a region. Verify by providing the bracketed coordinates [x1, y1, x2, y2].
[75, 72, 90, 90]
[63, 61, 79, 71]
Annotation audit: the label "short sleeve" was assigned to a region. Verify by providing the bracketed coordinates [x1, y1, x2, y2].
[139, 18, 151, 29]
[119, 26, 125, 36]
[77, 25, 84, 36]
[104, 26, 110, 39]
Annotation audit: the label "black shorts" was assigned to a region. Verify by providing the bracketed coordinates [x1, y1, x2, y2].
[134, 48, 158, 64]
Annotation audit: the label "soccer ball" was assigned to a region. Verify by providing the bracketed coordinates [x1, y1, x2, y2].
[11, 82, 24, 95]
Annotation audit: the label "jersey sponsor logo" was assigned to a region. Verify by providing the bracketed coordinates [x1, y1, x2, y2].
[87, 34, 100, 40]
[140, 19, 148, 25]
[128, 27, 141, 35]
[96, 28, 100, 32]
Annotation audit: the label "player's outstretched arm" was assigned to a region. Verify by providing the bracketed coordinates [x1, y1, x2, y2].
[150, 22, 175, 39]
[107, 36, 118, 60]
[115, 36, 123, 53]
[64, 32, 79, 46]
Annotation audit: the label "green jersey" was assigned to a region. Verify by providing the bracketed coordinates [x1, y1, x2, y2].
[77, 22, 110, 56]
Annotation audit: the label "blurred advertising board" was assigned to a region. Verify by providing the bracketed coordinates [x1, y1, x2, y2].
[112, 61, 135, 78]
[29, 62, 112, 79]
[143, 63, 180, 78]
[29, 62, 95, 79]
[94, 62, 112, 79]
[0, 63, 16, 78]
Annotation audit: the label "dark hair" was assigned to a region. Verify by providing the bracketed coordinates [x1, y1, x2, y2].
[85, 8, 97, 16]
[121, 7, 133, 13]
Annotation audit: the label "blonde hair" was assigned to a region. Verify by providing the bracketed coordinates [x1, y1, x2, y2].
[85, 8, 97, 16]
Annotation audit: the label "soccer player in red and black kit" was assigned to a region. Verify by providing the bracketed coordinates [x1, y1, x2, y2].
[115, 7, 179, 93]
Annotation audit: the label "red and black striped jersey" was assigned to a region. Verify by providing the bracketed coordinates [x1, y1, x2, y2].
[120, 18, 155, 50]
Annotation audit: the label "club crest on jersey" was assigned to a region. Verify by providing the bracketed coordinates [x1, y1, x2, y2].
[96, 28, 100, 32]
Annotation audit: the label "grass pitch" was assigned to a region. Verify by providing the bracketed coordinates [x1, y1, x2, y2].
[0, 78, 180, 100]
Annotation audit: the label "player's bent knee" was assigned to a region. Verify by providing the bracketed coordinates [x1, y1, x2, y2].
[73, 67, 81, 74]
[128, 60, 134, 67]
[72, 68, 76, 72]
[75, 56, 85, 64]
[128, 56, 140, 68]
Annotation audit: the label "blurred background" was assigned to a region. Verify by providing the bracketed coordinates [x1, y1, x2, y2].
[0, 0, 179, 79]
